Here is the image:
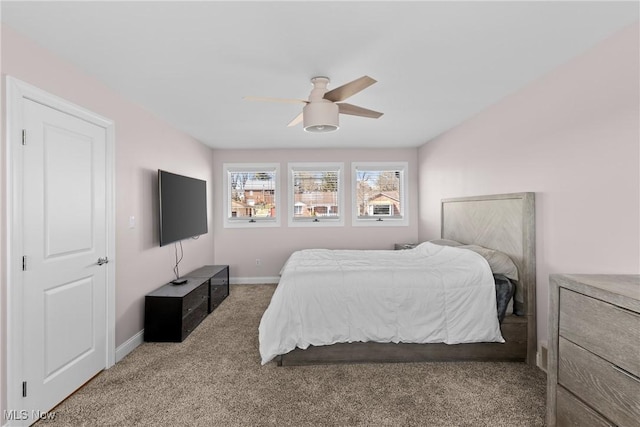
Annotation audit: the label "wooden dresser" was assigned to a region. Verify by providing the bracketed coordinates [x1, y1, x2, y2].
[547, 274, 640, 426]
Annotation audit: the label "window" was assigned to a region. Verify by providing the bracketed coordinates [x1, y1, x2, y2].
[288, 163, 344, 227]
[223, 163, 280, 228]
[352, 162, 408, 226]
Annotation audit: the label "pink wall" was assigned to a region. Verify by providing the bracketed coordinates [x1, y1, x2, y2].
[417, 23, 640, 352]
[1, 25, 216, 415]
[1, 16, 637, 417]
[213, 148, 419, 279]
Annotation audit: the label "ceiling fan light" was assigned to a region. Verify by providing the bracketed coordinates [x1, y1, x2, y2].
[305, 124, 338, 133]
[303, 102, 339, 133]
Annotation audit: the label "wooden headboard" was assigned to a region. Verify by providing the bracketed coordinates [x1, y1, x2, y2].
[441, 192, 536, 362]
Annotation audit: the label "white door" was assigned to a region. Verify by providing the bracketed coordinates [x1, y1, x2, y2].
[19, 97, 109, 422]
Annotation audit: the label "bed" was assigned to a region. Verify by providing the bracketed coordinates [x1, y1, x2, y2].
[260, 192, 536, 366]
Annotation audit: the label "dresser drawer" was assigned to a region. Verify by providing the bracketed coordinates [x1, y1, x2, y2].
[181, 299, 208, 341]
[556, 386, 614, 427]
[209, 269, 229, 312]
[559, 288, 640, 376]
[182, 283, 209, 317]
[211, 282, 229, 305]
[558, 337, 640, 427]
[211, 268, 228, 282]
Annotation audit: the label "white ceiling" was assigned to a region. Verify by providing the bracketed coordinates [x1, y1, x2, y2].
[2, 1, 638, 149]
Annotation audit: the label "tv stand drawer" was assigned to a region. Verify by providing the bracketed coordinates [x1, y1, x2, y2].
[182, 283, 208, 317]
[181, 299, 208, 341]
[185, 265, 229, 313]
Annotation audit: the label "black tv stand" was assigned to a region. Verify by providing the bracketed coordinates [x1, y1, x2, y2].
[184, 265, 229, 313]
[144, 265, 229, 342]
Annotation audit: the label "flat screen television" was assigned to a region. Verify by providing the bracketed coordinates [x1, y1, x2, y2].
[158, 170, 208, 246]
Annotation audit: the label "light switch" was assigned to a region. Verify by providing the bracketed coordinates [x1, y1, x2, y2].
[128, 216, 135, 229]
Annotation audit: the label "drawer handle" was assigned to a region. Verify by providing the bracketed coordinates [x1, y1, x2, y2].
[612, 364, 640, 383]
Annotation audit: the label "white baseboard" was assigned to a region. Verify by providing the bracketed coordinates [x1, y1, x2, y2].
[231, 277, 279, 285]
[115, 329, 144, 363]
[113, 281, 275, 364]
[536, 341, 548, 373]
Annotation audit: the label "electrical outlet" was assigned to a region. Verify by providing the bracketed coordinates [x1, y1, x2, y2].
[255, 259, 261, 266]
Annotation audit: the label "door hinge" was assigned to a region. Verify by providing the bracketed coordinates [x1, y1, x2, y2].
[22, 256, 26, 271]
[22, 381, 27, 397]
[22, 129, 26, 145]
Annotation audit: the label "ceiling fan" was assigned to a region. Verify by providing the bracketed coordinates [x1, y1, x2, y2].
[244, 76, 383, 133]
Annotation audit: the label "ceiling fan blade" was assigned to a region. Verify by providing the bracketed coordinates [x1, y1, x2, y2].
[287, 112, 304, 127]
[338, 103, 383, 119]
[323, 76, 377, 102]
[244, 96, 308, 105]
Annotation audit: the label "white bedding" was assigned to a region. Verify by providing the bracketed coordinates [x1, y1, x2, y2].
[258, 242, 504, 365]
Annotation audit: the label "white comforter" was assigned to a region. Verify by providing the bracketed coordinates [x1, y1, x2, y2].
[258, 242, 504, 365]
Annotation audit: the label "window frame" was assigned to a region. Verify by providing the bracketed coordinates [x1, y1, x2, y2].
[223, 163, 281, 228]
[288, 162, 344, 227]
[351, 161, 409, 227]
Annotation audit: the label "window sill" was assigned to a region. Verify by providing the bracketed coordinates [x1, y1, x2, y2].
[223, 219, 280, 228]
[288, 218, 344, 227]
[352, 218, 408, 227]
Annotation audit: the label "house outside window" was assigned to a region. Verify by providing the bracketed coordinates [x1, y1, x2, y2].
[352, 162, 408, 226]
[223, 163, 280, 228]
[288, 162, 344, 227]
[370, 203, 392, 216]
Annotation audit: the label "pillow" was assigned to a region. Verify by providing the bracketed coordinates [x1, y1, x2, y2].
[458, 244, 519, 282]
[394, 243, 419, 250]
[427, 239, 462, 247]
[494, 274, 515, 323]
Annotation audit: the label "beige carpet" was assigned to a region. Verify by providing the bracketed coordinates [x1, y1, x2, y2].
[40, 284, 546, 426]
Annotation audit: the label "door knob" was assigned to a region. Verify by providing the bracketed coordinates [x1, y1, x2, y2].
[97, 257, 109, 266]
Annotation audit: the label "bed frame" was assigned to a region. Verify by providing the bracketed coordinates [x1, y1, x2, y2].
[276, 192, 536, 366]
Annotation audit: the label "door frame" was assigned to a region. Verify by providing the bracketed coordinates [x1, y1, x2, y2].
[4, 76, 116, 421]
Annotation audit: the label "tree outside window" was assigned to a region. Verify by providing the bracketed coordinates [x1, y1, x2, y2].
[224, 163, 280, 228]
[352, 162, 408, 226]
